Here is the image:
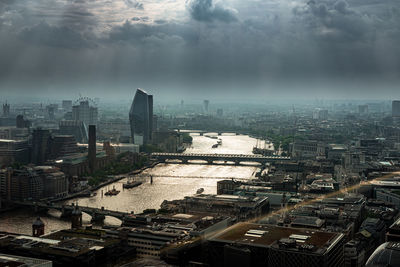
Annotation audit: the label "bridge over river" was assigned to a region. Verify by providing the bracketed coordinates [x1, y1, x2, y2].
[151, 153, 291, 165]
[8, 201, 131, 222]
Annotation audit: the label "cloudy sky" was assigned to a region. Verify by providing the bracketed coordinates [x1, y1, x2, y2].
[0, 0, 399, 101]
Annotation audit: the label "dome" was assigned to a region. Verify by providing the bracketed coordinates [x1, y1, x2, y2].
[366, 242, 400, 266]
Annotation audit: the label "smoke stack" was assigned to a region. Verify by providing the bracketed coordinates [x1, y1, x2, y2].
[88, 125, 96, 173]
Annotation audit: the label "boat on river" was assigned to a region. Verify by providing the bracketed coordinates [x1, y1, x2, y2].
[123, 180, 142, 189]
[105, 186, 120, 196]
[196, 188, 204, 194]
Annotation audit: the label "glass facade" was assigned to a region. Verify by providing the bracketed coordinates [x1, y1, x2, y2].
[129, 89, 153, 145]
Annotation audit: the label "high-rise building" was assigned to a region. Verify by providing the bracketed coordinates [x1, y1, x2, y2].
[72, 100, 98, 127]
[129, 88, 153, 145]
[62, 100, 72, 111]
[59, 120, 88, 143]
[2, 102, 10, 117]
[31, 128, 51, 165]
[312, 108, 328, 120]
[392, 100, 400, 117]
[358, 104, 368, 114]
[203, 100, 209, 113]
[0, 139, 30, 166]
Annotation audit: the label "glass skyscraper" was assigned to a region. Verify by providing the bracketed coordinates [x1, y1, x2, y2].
[129, 88, 153, 145]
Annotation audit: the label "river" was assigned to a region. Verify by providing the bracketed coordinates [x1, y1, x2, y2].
[0, 133, 259, 235]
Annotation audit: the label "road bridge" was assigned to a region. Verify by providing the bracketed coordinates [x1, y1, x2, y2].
[9, 201, 131, 222]
[177, 130, 241, 136]
[151, 153, 291, 165]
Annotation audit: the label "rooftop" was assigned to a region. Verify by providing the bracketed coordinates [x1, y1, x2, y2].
[211, 223, 342, 253]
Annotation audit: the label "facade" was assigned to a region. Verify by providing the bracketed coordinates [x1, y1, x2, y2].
[313, 108, 328, 120]
[161, 194, 270, 222]
[31, 129, 51, 165]
[34, 166, 68, 198]
[291, 141, 326, 159]
[10, 168, 43, 201]
[62, 100, 72, 111]
[209, 223, 345, 267]
[0, 139, 29, 166]
[49, 135, 79, 159]
[72, 100, 98, 127]
[392, 100, 400, 117]
[59, 120, 87, 143]
[129, 88, 153, 145]
[0, 253, 52, 267]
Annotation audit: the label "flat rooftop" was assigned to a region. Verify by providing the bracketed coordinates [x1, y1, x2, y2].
[211, 222, 341, 252]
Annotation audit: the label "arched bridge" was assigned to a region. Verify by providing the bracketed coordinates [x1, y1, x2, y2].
[151, 153, 291, 165]
[10, 201, 131, 222]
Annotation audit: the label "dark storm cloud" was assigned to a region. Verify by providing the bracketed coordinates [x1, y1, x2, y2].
[187, 0, 237, 23]
[1, 0, 400, 99]
[18, 21, 96, 49]
[108, 20, 198, 45]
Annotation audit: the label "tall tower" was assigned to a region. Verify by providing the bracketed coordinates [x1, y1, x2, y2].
[88, 125, 96, 173]
[31, 128, 51, 165]
[129, 89, 153, 145]
[203, 100, 209, 113]
[2, 101, 10, 117]
[392, 100, 400, 117]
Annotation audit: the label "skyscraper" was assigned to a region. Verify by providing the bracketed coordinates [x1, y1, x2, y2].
[392, 100, 400, 117]
[72, 100, 98, 127]
[129, 89, 153, 145]
[203, 100, 209, 113]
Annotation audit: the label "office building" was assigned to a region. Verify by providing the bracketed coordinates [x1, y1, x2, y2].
[72, 100, 98, 127]
[34, 166, 68, 198]
[0, 253, 52, 267]
[0, 139, 29, 166]
[2, 102, 10, 117]
[312, 108, 328, 120]
[161, 194, 269, 222]
[129, 88, 153, 145]
[392, 100, 400, 117]
[59, 120, 87, 143]
[49, 135, 79, 159]
[203, 100, 209, 113]
[10, 167, 43, 201]
[31, 129, 51, 165]
[16, 115, 30, 128]
[358, 104, 368, 114]
[208, 223, 345, 267]
[62, 100, 72, 111]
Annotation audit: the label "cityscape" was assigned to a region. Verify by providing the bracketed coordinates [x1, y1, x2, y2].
[1, 0, 400, 267]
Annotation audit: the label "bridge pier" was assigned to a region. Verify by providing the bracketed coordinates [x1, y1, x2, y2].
[182, 159, 188, 164]
[91, 211, 105, 223]
[234, 160, 240, 165]
[207, 160, 213, 165]
[61, 205, 72, 218]
[200, 133, 203, 136]
[218, 132, 222, 136]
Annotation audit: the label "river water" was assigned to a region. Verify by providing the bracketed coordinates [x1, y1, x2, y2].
[0, 133, 259, 235]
